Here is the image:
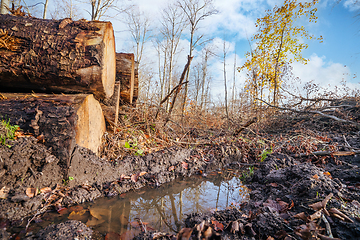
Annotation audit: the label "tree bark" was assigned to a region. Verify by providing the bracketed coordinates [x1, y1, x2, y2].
[0, 15, 116, 100]
[115, 53, 138, 104]
[0, 93, 106, 169]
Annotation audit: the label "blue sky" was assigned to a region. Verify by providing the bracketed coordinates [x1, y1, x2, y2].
[119, 0, 360, 97]
[28, 0, 360, 97]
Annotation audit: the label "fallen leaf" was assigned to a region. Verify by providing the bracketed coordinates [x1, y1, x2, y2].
[263, 199, 287, 213]
[139, 171, 147, 176]
[131, 173, 139, 183]
[211, 220, 224, 231]
[182, 162, 189, 170]
[177, 228, 193, 240]
[269, 183, 278, 187]
[168, 166, 175, 171]
[68, 209, 87, 220]
[57, 207, 68, 215]
[228, 221, 239, 234]
[40, 187, 52, 194]
[289, 200, 294, 210]
[203, 226, 221, 239]
[25, 188, 37, 198]
[309, 193, 333, 211]
[323, 172, 332, 178]
[276, 199, 289, 212]
[312, 174, 319, 180]
[293, 212, 308, 222]
[266, 236, 275, 240]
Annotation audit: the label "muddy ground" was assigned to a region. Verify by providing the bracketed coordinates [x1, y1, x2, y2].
[1, 112, 360, 239]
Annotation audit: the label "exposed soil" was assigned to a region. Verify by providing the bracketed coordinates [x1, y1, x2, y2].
[1, 110, 360, 239]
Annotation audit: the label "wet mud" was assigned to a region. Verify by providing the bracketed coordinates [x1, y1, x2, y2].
[1, 115, 360, 239]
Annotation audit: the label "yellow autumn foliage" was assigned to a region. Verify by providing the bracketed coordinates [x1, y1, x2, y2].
[241, 0, 323, 106]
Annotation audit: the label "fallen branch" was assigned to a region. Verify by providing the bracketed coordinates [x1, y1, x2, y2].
[292, 150, 360, 158]
[255, 98, 360, 128]
[233, 117, 258, 136]
[159, 81, 189, 106]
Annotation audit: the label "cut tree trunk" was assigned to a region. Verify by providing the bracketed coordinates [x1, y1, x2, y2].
[0, 15, 116, 100]
[116, 53, 138, 104]
[0, 93, 105, 169]
[101, 53, 139, 128]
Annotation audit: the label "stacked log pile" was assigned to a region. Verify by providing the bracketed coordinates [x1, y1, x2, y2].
[0, 15, 138, 169]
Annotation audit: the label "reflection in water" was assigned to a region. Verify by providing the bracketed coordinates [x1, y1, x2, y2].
[83, 173, 249, 235]
[36, 172, 249, 237]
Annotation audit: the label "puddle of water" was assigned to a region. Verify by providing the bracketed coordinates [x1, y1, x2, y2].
[29, 172, 249, 237]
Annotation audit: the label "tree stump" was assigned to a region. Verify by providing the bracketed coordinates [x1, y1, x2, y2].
[0, 15, 116, 99]
[0, 93, 105, 169]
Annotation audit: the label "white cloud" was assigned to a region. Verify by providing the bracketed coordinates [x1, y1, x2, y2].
[291, 54, 357, 89]
[343, 0, 360, 11]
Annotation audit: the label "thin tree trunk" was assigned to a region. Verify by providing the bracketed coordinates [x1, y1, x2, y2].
[181, 29, 194, 116]
[223, 41, 229, 120]
[273, 24, 286, 106]
[43, 0, 49, 18]
[232, 48, 237, 114]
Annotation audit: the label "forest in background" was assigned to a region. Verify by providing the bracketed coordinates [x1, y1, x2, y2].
[1, 0, 360, 146]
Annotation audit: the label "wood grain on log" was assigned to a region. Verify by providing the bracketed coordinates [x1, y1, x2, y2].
[0, 93, 105, 168]
[0, 15, 115, 99]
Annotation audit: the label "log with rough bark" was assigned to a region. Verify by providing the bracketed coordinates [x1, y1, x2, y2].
[116, 53, 138, 104]
[0, 15, 116, 99]
[0, 93, 105, 169]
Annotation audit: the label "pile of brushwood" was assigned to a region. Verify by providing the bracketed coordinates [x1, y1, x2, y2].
[1, 97, 360, 240]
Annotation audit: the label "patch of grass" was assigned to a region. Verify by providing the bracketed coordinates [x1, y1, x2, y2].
[62, 176, 74, 185]
[0, 119, 19, 148]
[239, 166, 255, 181]
[259, 147, 272, 162]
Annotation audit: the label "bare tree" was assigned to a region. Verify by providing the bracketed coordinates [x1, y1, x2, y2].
[83, 0, 131, 21]
[177, 0, 218, 115]
[157, 3, 186, 110]
[125, 7, 152, 65]
[87, 0, 116, 20]
[125, 7, 153, 102]
[50, 0, 83, 19]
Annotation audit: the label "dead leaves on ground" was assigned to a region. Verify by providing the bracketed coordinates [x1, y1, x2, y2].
[293, 193, 353, 240]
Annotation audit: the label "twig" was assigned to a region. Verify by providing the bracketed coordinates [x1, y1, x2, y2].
[135, 218, 147, 233]
[342, 135, 353, 151]
[322, 213, 333, 238]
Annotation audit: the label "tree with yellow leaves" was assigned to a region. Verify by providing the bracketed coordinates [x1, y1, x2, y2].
[242, 0, 323, 107]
